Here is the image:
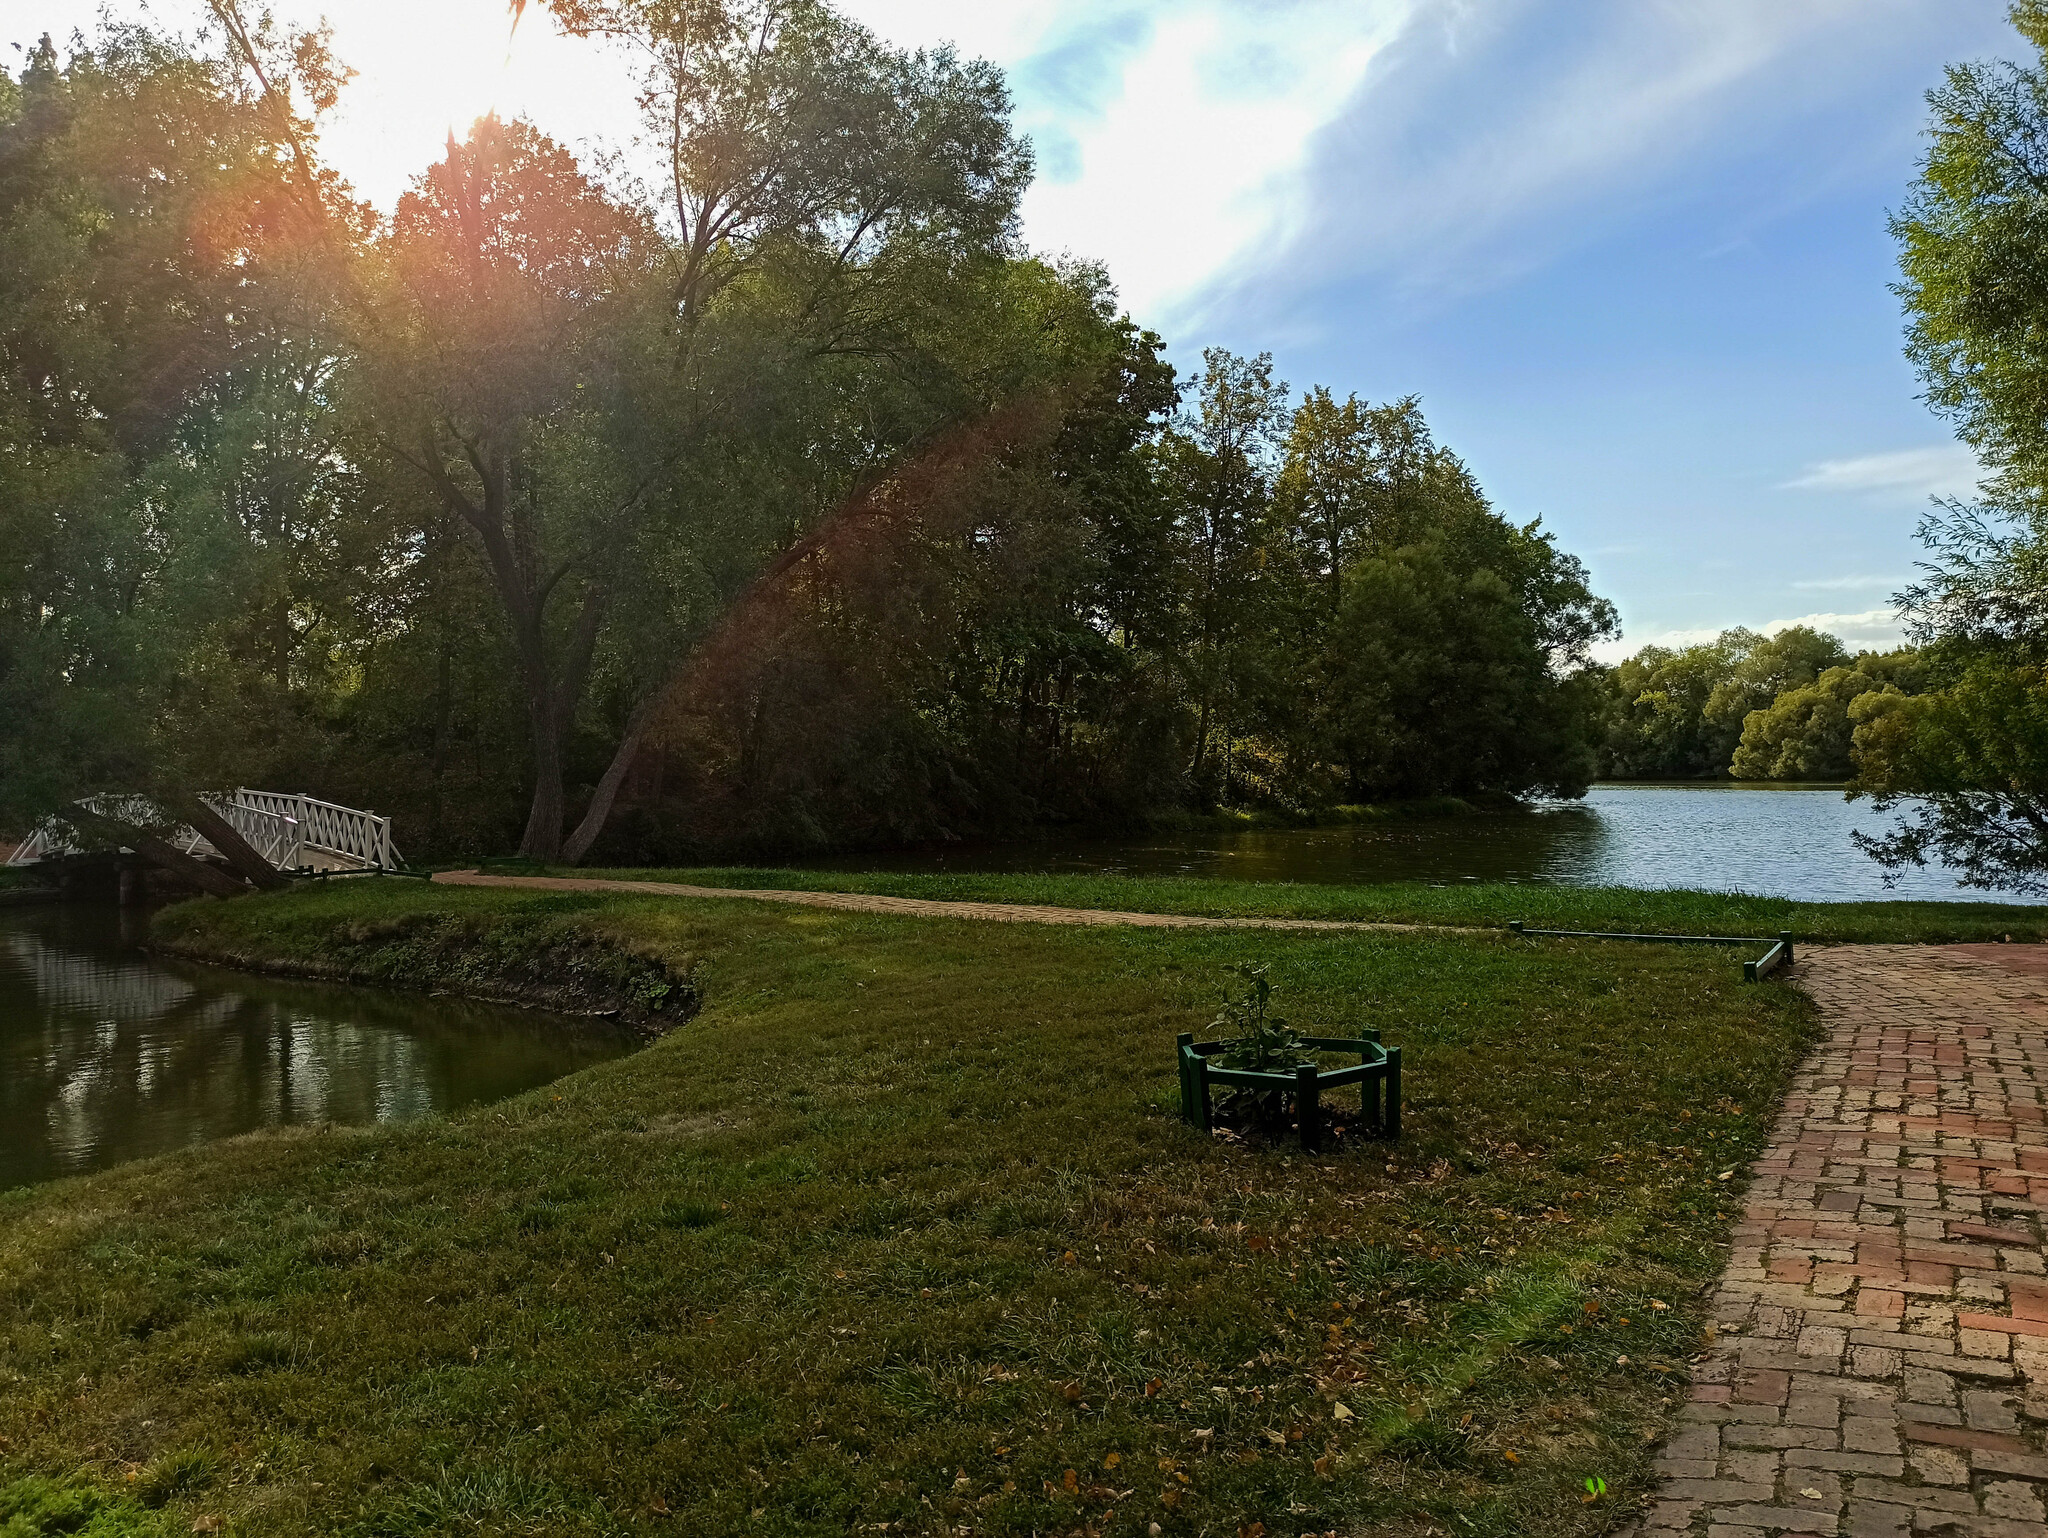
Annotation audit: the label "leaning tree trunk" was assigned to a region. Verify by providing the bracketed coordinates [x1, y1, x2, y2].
[165, 791, 289, 891]
[61, 805, 251, 899]
[562, 690, 660, 866]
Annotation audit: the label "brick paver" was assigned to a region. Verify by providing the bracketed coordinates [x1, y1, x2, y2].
[1631, 945, 2048, 1538]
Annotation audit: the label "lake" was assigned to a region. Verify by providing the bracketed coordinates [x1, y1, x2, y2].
[816, 785, 2038, 904]
[0, 903, 634, 1190]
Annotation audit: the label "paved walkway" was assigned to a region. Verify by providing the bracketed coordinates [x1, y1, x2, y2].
[1635, 944, 2048, 1538]
[430, 870, 1428, 933]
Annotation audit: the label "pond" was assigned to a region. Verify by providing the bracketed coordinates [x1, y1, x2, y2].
[0, 903, 634, 1190]
[815, 785, 2042, 904]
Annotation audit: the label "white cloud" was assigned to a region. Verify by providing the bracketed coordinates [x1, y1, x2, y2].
[1763, 608, 1906, 650]
[1189, 0, 1966, 330]
[1590, 606, 1907, 664]
[1000, 3, 1414, 319]
[1785, 446, 1984, 501]
[22, 0, 1411, 320]
[20, 0, 1978, 328]
[1789, 574, 1906, 592]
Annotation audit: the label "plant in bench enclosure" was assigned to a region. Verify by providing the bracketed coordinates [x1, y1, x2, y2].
[1213, 964, 1316, 1072]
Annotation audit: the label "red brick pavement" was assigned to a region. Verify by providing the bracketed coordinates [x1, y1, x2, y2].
[1630, 945, 2048, 1537]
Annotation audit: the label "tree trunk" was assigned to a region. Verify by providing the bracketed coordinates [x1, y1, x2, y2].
[62, 806, 251, 899]
[518, 687, 565, 860]
[165, 791, 289, 890]
[562, 691, 660, 865]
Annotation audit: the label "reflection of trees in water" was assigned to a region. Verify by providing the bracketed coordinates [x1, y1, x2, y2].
[1071, 806, 1617, 886]
[1, 910, 627, 1187]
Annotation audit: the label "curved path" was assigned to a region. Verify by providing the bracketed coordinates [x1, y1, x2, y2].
[1633, 944, 2048, 1538]
[430, 869, 1434, 933]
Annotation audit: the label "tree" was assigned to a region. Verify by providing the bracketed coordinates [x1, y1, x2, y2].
[367, 113, 665, 860]
[1159, 349, 1288, 795]
[356, 0, 1035, 861]
[1596, 626, 1848, 780]
[1851, 658, 2048, 892]
[0, 20, 358, 827]
[1237, 391, 1614, 807]
[1325, 545, 1596, 801]
[1850, 0, 2048, 888]
[1731, 665, 1898, 781]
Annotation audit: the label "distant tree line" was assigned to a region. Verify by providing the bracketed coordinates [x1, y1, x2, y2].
[0, 4, 1615, 863]
[1593, 627, 1926, 784]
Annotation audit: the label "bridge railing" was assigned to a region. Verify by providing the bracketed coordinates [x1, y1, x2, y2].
[4, 790, 403, 873]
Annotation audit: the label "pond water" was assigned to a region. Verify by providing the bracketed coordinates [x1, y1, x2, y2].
[0, 903, 633, 1190]
[817, 785, 2041, 905]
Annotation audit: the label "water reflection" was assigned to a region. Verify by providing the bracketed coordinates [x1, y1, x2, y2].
[0, 904, 633, 1189]
[810, 786, 2044, 905]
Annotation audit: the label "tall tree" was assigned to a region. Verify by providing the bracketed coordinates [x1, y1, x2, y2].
[1161, 349, 1288, 793]
[1853, 1, 2048, 889]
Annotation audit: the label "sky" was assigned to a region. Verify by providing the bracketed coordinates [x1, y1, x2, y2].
[10, 0, 2022, 660]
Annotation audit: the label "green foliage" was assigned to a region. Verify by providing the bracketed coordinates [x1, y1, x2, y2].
[0, 11, 1618, 866]
[1211, 962, 1315, 1072]
[1731, 665, 1903, 781]
[1850, 658, 2048, 893]
[0, 1475, 177, 1537]
[1596, 627, 1868, 780]
[1837, 4, 2048, 890]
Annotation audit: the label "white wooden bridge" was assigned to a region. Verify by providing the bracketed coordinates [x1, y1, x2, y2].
[5, 790, 403, 874]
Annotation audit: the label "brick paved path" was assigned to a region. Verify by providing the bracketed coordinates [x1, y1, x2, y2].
[431, 870, 1428, 932]
[1634, 944, 2048, 1538]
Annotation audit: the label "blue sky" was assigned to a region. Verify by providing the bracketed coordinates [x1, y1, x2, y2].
[896, 0, 2012, 658]
[17, 0, 2017, 657]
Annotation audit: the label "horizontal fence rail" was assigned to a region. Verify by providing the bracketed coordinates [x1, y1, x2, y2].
[1508, 920, 1795, 984]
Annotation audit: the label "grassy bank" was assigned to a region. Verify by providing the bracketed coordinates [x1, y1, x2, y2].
[3, 880, 1819, 1536]
[550, 863, 2048, 943]
[152, 890, 698, 1031]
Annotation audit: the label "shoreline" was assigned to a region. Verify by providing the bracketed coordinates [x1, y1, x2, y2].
[146, 900, 699, 1037]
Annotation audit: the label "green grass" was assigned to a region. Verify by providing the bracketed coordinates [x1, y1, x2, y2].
[1, 880, 1823, 1536]
[541, 862, 2048, 943]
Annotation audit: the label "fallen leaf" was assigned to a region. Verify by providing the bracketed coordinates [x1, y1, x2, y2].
[1263, 1429, 1287, 1445]
[1063, 1381, 1082, 1404]
[1104, 1452, 1121, 1469]
[1331, 1403, 1354, 1421]
[1062, 1468, 1079, 1494]
[1247, 1234, 1271, 1251]
[1801, 1487, 1824, 1500]
[1504, 1449, 1520, 1464]
[1313, 1455, 1333, 1477]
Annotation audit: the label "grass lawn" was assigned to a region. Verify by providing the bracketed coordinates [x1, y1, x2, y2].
[1, 879, 1824, 1536]
[544, 862, 2048, 944]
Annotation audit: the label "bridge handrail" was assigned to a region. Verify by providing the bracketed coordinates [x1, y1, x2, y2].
[3, 789, 403, 873]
